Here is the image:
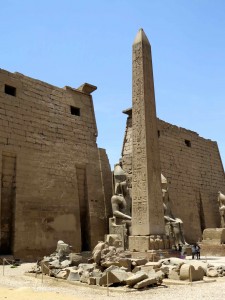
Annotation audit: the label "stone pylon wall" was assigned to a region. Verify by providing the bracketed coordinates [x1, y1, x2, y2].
[0, 69, 112, 259]
[122, 111, 225, 243]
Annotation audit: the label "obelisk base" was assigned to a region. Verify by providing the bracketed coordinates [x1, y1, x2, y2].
[129, 235, 173, 252]
[131, 249, 182, 262]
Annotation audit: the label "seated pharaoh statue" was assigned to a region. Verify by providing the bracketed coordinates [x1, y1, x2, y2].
[108, 162, 132, 248]
[111, 162, 131, 230]
[161, 174, 187, 248]
[218, 191, 225, 228]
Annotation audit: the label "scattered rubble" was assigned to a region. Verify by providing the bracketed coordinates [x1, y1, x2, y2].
[29, 240, 225, 289]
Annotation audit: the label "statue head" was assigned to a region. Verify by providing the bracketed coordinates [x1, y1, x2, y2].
[114, 163, 126, 183]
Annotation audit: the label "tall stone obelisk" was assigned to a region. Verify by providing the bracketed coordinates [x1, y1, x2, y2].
[131, 29, 165, 237]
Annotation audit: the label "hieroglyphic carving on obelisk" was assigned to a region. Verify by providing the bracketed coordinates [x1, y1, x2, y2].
[132, 28, 165, 236]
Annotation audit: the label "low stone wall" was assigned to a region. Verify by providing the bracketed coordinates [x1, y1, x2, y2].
[199, 243, 225, 256]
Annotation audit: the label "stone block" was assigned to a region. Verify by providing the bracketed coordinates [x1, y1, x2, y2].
[133, 276, 157, 289]
[145, 261, 162, 269]
[66, 270, 80, 281]
[105, 234, 122, 247]
[78, 263, 94, 272]
[131, 258, 148, 266]
[132, 266, 141, 273]
[60, 259, 71, 268]
[202, 228, 225, 244]
[101, 261, 120, 268]
[80, 271, 90, 283]
[92, 269, 102, 278]
[48, 259, 61, 269]
[168, 269, 180, 280]
[88, 277, 96, 285]
[118, 258, 132, 271]
[109, 218, 127, 249]
[186, 261, 207, 274]
[99, 268, 129, 286]
[69, 253, 87, 266]
[180, 264, 205, 281]
[160, 257, 184, 266]
[155, 270, 164, 280]
[207, 268, 218, 277]
[55, 270, 68, 279]
[139, 265, 154, 274]
[126, 271, 148, 286]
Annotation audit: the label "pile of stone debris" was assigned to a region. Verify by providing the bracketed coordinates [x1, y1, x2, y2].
[29, 240, 225, 289]
[29, 240, 163, 289]
[158, 257, 225, 281]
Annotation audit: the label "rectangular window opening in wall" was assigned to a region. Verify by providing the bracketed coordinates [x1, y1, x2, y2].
[158, 130, 160, 137]
[70, 106, 80, 116]
[185, 139, 191, 147]
[5, 85, 16, 97]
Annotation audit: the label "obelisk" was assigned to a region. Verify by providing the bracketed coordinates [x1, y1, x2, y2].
[131, 29, 165, 237]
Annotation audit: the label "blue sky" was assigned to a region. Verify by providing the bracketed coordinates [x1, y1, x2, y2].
[1, 0, 225, 169]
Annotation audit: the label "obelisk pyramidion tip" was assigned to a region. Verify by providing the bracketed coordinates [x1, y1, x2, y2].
[133, 28, 150, 45]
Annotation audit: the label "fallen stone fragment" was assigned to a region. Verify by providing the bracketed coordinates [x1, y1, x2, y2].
[48, 259, 61, 269]
[126, 271, 148, 286]
[131, 258, 148, 266]
[106, 234, 123, 247]
[185, 261, 207, 274]
[42, 256, 53, 263]
[92, 268, 102, 278]
[160, 258, 184, 266]
[99, 268, 129, 286]
[55, 270, 68, 279]
[180, 264, 204, 281]
[67, 270, 80, 281]
[69, 253, 87, 266]
[132, 266, 141, 273]
[133, 276, 157, 289]
[104, 265, 119, 273]
[60, 259, 71, 268]
[140, 265, 154, 273]
[155, 270, 164, 280]
[101, 261, 120, 268]
[88, 277, 96, 285]
[80, 270, 91, 283]
[78, 263, 94, 272]
[116, 249, 131, 258]
[118, 258, 132, 271]
[160, 265, 170, 276]
[207, 268, 218, 277]
[145, 261, 162, 269]
[168, 269, 180, 280]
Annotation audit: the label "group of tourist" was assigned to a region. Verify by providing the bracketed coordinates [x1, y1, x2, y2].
[191, 244, 201, 259]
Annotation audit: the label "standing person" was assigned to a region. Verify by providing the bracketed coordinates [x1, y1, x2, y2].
[196, 244, 201, 260]
[191, 244, 196, 259]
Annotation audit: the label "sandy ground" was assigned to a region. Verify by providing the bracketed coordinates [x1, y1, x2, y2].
[0, 287, 83, 300]
[0, 257, 225, 300]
